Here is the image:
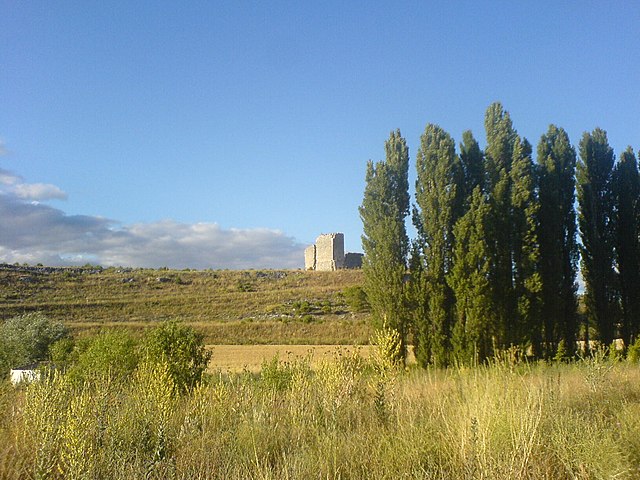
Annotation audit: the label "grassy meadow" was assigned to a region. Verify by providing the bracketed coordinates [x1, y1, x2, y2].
[0, 265, 371, 344]
[3, 265, 640, 478]
[2, 352, 640, 479]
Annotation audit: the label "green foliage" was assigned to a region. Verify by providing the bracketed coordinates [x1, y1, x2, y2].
[320, 300, 332, 314]
[627, 338, 640, 363]
[0, 313, 68, 374]
[510, 137, 542, 349]
[484, 102, 518, 350]
[48, 337, 75, 367]
[609, 341, 624, 362]
[448, 187, 495, 364]
[613, 147, 640, 347]
[459, 130, 485, 201]
[413, 123, 464, 366]
[577, 128, 617, 346]
[259, 352, 316, 395]
[293, 300, 312, 314]
[360, 130, 410, 358]
[144, 320, 211, 393]
[301, 314, 314, 323]
[342, 285, 370, 313]
[236, 278, 256, 292]
[537, 125, 579, 358]
[67, 330, 140, 384]
[554, 339, 568, 362]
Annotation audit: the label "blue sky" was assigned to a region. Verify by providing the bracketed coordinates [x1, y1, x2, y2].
[1, 1, 638, 268]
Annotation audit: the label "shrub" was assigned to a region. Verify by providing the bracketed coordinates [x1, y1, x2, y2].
[301, 314, 315, 324]
[48, 338, 75, 368]
[371, 322, 403, 371]
[554, 339, 568, 362]
[66, 330, 139, 384]
[321, 300, 332, 314]
[144, 321, 211, 393]
[628, 338, 640, 363]
[0, 313, 69, 374]
[342, 286, 370, 313]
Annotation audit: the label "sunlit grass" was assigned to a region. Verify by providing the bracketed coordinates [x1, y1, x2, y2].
[2, 353, 640, 479]
[0, 267, 370, 344]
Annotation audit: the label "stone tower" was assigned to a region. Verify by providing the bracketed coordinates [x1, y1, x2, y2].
[305, 233, 345, 271]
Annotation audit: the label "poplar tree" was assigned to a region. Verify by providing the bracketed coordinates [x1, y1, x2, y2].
[360, 130, 410, 360]
[613, 147, 640, 347]
[483, 103, 517, 347]
[414, 124, 464, 366]
[577, 129, 617, 347]
[537, 126, 578, 357]
[407, 240, 429, 363]
[510, 137, 542, 351]
[448, 187, 495, 363]
[459, 130, 485, 202]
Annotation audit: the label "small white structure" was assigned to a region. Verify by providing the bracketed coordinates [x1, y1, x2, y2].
[10, 368, 40, 385]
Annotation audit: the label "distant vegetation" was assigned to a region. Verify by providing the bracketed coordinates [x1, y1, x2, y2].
[0, 265, 370, 345]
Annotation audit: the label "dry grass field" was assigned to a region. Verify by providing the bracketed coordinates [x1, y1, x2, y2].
[3, 352, 640, 479]
[207, 344, 372, 372]
[207, 344, 417, 372]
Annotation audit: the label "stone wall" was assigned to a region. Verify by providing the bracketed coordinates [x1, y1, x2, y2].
[344, 252, 364, 269]
[304, 245, 316, 270]
[315, 233, 344, 271]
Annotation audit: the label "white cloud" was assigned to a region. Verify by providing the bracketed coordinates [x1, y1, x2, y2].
[12, 182, 68, 201]
[0, 187, 304, 269]
[0, 167, 20, 185]
[0, 167, 68, 200]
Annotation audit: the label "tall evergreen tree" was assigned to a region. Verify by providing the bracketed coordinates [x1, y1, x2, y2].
[613, 147, 640, 347]
[360, 130, 410, 360]
[413, 124, 464, 367]
[510, 137, 542, 351]
[483, 102, 517, 347]
[448, 187, 495, 363]
[459, 130, 485, 202]
[407, 240, 429, 362]
[577, 129, 618, 347]
[537, 126, 578, 357]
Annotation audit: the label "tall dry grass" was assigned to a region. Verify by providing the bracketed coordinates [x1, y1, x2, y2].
[2, 353, 640, 479]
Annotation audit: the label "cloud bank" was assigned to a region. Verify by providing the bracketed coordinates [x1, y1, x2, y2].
[0, 167, 304, 269]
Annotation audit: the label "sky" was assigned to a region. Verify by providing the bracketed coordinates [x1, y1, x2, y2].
[1, 1, 639, 269]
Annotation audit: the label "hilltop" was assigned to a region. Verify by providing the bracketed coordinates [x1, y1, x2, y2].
[0, 264, 371, 345]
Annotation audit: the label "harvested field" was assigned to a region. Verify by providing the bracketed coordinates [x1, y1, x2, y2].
[207, 344, 417, 372]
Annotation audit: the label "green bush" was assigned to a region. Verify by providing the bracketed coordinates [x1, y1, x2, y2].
[301, 314, 315, 323]
[628, 338, 640, 362]
[342, 286, 370, 313]
[144, 320, 211, 393]
[48, 337, 75, 367]
[0, 313, 69, 374]
[67, 330, 139, 384]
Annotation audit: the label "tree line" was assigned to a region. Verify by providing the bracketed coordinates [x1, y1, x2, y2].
[360, 102, 640, 366]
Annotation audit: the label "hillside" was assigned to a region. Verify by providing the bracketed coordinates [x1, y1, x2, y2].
[0, 264, 371, 344]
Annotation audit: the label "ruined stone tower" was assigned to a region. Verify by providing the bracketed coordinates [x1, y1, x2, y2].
[305, 233, 345, 271]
